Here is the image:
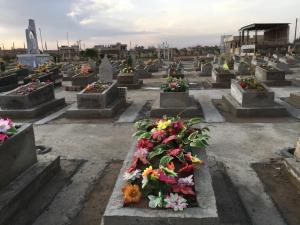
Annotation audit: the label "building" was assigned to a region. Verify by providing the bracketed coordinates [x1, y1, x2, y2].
[58, 45, 80, 61]
[239, 23, 290, 55]
[94, 42, 127, 59]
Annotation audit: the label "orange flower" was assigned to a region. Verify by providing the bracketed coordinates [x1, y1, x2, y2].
[150, 169, 159, 179]
[143, 166, 154, 177]
[122, 184, 142, 204]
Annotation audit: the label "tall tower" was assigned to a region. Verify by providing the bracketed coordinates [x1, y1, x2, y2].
[25, 19, 40, 54]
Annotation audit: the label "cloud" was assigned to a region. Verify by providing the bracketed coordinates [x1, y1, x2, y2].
[0, 0, 299, 49]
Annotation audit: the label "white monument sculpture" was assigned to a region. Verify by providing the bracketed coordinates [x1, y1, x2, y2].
[17, 19, 49, 68]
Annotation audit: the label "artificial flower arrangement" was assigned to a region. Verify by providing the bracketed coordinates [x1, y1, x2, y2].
[168, 63, 183, 76]
[10, 80, 51, 96]
[80, 64, 93, 76]
[215, 64, 230, 73]
[122, 116, 210, 211]
[121, 66, 135, 74]
[238, 77, 266, 92]
[16, 63, 25, 69]
[0, 118, 18, 142]
[161, 77, 189, 92]
[84, 81, 112, 93]
[34, 64, 49, 74]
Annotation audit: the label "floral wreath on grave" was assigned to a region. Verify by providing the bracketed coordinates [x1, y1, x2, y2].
[80, 64, 93, 76]
[10, 80, 52, 96]
[122, 116, 210, 211]
[0, 118, 18, 142]
[238, 77, 266, 92]
[161, 77, 189, 92]
[84, 81, 112, 93]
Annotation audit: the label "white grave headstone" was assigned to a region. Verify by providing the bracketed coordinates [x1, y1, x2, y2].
[99, 55, 113, 82]
[294, 137, 300, 160]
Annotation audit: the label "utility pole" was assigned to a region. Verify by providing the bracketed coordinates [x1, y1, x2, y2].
[294, 18, 298, 44]
[67, 32, 71, 61]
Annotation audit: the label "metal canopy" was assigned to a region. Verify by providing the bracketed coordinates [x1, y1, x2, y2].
[239, 23, 290, 32]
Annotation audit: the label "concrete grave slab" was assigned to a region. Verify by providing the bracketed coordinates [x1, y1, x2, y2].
[102, 142, 219, 225]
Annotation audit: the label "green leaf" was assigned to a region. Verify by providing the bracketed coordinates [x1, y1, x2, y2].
[132, 130, 146, 137]
[159, 155, 173, 166]
[176, 151, 185, 163]
[140, 132, 151, 139]
[148, 147, 165, 160]
[7, 126, 17, 135]
[188, 131, 198, 141]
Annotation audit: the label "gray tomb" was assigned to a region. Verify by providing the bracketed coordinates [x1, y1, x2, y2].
[99, 55, 113, 82]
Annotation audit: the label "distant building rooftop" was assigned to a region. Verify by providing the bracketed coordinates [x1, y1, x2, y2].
[239, 23, 290, 31]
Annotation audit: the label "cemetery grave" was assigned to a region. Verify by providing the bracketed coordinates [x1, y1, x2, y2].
[221, 77, 287, 117]
[117, 66, 143, 89]
[255, 64, 292, 86]
[210, 65, 235, 88]
[150, 77, 202, 117]
[0, 81, 66, 118]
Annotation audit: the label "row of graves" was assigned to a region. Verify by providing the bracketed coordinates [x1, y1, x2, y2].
[0, 63, 62, 93]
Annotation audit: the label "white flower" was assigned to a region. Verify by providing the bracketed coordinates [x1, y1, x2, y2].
[148, 192, 163, 209]
[178, 175, 194, 186]
[123, 169, 141, 182]
[164, 193, 188, 211]
[0, 119, 12, 133]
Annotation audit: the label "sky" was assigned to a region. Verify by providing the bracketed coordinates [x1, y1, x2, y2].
[0, 0, 299, 50]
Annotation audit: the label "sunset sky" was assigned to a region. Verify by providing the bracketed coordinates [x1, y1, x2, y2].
[0, 0, 299, 49]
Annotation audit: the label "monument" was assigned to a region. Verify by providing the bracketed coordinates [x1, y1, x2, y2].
[99, 55, 113, 82]
[17, 19, 49, 67]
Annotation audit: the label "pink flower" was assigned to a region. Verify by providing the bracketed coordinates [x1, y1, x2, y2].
[0, 118, 13, 133]
[172, 120, 184, 132]
[167, 148, 182, 157]
[158, 170, 177, 184]
[134, 148, 149, 165]
[172, 184, 195, 196]
[136, 138, 153, 151]
[0, 133, 8, 142]
[162, 135, 177, 144]
[151, 130, 166, 142]
[164, 193, 188, 211]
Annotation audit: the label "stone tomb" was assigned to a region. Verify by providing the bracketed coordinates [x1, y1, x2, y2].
[0, 83, 65, 118]
[268, 60, 291, 74]
[102, 142, 219, 225]
[199, 63, 213, 76]
[255, 65, 291, 86]
[0, 73, 18, 92]
[211, 67, 235, 88]
[150, 91, 202, 118]
[234, 62, 251, 76]
[222, 80, 287, 117]
[65, 72, 98, 91]
[0, 123, 60, 225]
[117, 72, 143, 89]
[65, 81, 126, 118]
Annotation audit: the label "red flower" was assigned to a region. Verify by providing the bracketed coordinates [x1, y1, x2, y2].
[136, 138, 153, 151]
[158, 170, 177, 184]
[151, 130, 166, 142]
[172, 120, 184, 132]
[167, 127, 177, 135]
[184, 152, 192, 162]
[166, 162, 175, 171]
[168, 148, 182, 157]
[0, 133, 8, 142]
[127, 158, 138, 173]
[178, 163, 194, 174]
[172, 184, 195, 195]
[162, 135, 177, 144]
[169, 82, 178, 88]
[240, 81, 247, 89]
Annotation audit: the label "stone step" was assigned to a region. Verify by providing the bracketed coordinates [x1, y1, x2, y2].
[0, 156, 60, 225]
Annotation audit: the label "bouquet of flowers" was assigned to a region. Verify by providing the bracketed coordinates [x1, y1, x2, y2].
[80, 64, 92, 76]
[122, 66, 134, 74]
[161, 77, 189, 92]
[239, 77, 266, 91]
[10, 81, 50, 96]
[85, 81, 112, 93]
[122, 117, 210, 211]
[0, 118, 18, 142]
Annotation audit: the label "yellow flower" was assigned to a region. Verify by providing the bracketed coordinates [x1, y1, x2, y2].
[143, 166, 153, 177]
[156, 119, 171, 130]
[122, 184, 142, 204]
[191, 155, 204, 165]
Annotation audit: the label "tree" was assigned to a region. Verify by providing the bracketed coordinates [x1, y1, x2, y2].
[84, 48, 99, 60]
